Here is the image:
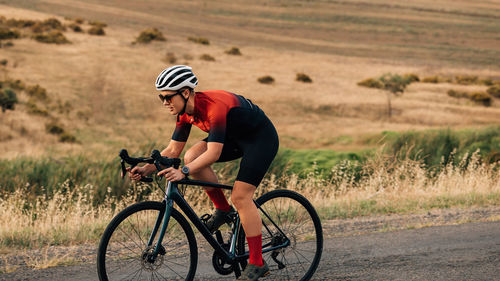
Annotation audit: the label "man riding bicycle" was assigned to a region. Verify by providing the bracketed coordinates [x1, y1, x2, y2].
[129, 65, 279, 280]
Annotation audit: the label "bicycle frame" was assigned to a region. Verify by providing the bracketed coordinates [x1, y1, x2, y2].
[147, 179, 291, 265]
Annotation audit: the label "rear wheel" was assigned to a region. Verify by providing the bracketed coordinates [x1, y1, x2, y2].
[237, 189, 323, 280]
[97, 201, 198, 281]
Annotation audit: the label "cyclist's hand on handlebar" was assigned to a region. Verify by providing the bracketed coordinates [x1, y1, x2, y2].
[158, 167, 185, 182]
[127, 166, 149, 181]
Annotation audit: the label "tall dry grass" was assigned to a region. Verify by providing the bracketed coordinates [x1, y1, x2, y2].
[0, 151, 498, 252]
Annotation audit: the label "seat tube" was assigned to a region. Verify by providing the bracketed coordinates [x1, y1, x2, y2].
[153, 181, 175, 255]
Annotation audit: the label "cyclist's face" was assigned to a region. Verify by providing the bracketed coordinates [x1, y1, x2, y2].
[159, 89, 185, 115]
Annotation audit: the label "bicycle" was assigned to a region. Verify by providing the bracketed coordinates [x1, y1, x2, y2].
[97, 149, 323, 280]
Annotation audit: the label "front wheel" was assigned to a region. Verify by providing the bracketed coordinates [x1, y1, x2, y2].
[238, 189, 323, 281]
[97, 201, 198, 281]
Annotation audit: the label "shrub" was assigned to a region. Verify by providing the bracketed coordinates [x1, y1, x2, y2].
[0, 59, 7, 66]
[5, 18, 36, 28]
[42, 18, 65, 31]
[199, 54, 215, 61]
[257, 75, 275, 84]
[296, 73, 312, 83]
[183, 54, 193, 60]
[480, 78, 493, 86]
[45, 122, 65, 135]
[88, 20, 107, 27]
[225, 47, 242, 55]
[422, 76, 440, 83]
[67, 23, 83, 32]
[3, 41, 14, 47]
[0, 88, 18, 112]
[26, 84, 48, 101]
[188, 36, 209, 45]
[32, 31, 71, 44]
[455, 75, 478, 85]
[59, 132, 78, 143]
[135, 28, 165, 43]
[88, 26, 105, 36]
[3, 79, 25, 90]
[447, 89, 469, 98]
[25, 100, 49, 116]
[486, 85, 500, 98]
[164, 52, 176, 63]
[357, 78, 383, 89]
[0, 28, 21, 40]
[403, 73, 420, 83]
[469, 92, 492, 106]
[74, 18, 84, 24]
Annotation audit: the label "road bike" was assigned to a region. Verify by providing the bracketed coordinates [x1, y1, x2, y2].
[97, 149, 323, 280]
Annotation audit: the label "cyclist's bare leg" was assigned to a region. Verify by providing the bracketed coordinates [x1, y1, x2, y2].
[231, 181, 261, 236]
[184, 141, 231, 211]
[232, 181, 264, 267]
[184, 141, 219, 187]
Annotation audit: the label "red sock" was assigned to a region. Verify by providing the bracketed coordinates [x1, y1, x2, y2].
[204, 189, 231, 211]
[246, 234, 264, 266]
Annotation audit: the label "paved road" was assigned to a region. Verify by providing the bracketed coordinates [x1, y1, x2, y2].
[2, 220, 500, 280]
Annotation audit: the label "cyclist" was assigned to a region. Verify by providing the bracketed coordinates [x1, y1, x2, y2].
[129, 65, 279, 280]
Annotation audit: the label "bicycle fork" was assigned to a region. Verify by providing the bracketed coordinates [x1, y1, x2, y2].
[146, 181, 175, 260]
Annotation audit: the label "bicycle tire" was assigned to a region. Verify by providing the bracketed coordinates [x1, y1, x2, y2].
[237, 189, 323, 281]
[97, 201, 198, 281]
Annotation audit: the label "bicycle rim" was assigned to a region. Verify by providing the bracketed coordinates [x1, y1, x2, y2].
[239, 189, 323, 281]
[97, 201, 197, 281]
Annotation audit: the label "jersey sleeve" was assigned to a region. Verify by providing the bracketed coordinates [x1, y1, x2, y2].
[171, 116, 192, 142]
[206, 103, 228, 143]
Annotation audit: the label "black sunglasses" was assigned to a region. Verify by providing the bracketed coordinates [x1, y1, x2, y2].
[158, 90, 184, 103]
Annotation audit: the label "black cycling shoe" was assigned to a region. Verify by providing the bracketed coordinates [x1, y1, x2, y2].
[237, 261, 270, 280]
[203, 207, 235, 233]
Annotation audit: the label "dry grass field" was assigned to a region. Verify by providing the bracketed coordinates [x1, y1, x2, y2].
[0, 0, 499, 159]
[1, 1, 500, 271]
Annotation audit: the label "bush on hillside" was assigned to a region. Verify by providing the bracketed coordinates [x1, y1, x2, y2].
[257, 75, 275, 84]
[26, 84, 48, 101]
[2, 41, 14, 47]
[403, 73, 420, 83]
[32, 31, 71, 44]
[447, 89, 469, 99]
[187, 36, 210, 45]
[225, 47, 242, 55]
[199, 54, 215, 61]
[422, 76, 440, 83]
[455, 75, 478, 85]
[73, 18, 85, 24]
[3, 79, 25, 90]
[67, 23, 83, 32]
[31, 18, 66, 33]
[486, 85, 500, 98]
[4, 18, 36, 28]
[296, 73, 313, 83]
[480, 78, 493, 86]
[135, 28, 165, 43]
[0, 59, 7, 66]
[0, 27, 21, 40]
[357, 78, 383, 89]
[25, 100, 49, 116]
[0, 88, 18, 112]
[469, 92, 492, 106]
[59, 132, 78, 143]
[88, 26, 105, 36]
[45, 122, 65, 135]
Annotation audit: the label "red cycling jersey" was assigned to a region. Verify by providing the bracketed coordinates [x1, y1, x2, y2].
[172, 90, 261, 143]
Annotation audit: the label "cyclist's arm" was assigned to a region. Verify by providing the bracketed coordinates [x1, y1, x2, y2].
[183, 141, 223, 174]
[142, 140, 186, 174]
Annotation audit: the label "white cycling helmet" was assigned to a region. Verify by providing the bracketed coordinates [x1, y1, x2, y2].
[155, 65, 198, 91]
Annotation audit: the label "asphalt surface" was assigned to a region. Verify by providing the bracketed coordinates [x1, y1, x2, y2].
[2, 220, 500, 280]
